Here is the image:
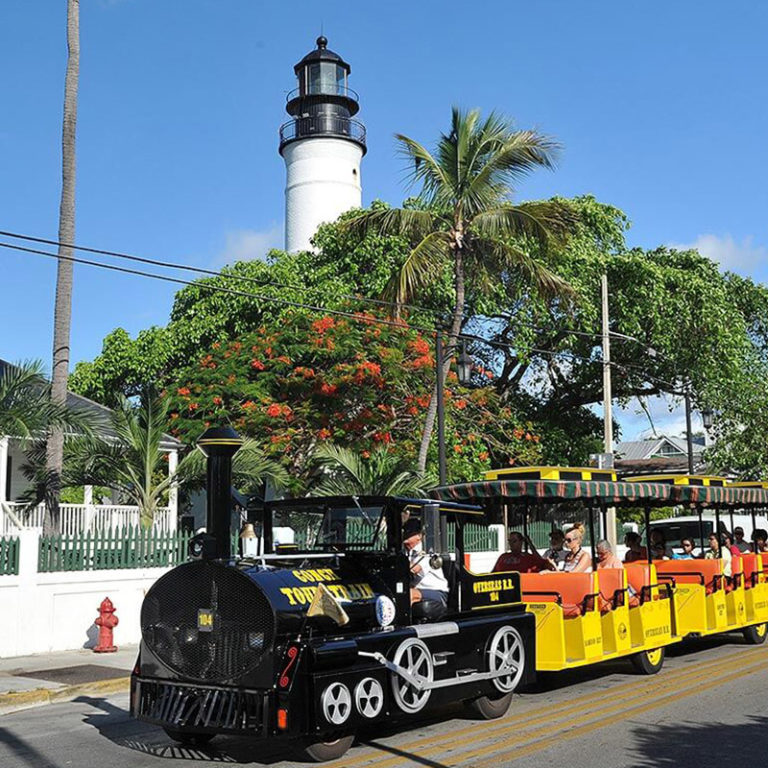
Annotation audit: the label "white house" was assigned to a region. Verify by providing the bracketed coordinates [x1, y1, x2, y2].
[0, 358, 183, 535]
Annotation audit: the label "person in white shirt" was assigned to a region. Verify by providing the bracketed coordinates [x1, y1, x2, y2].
[402, 518, 449, 606]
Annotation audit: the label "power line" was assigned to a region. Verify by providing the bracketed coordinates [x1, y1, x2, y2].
[0, 229, 659, 346]
[0, 233, 681, 393]
[0, 240, 439, 335]
[0, 228, 445, 320]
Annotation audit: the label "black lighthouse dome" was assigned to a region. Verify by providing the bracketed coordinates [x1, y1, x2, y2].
[279, 36, 366, 155]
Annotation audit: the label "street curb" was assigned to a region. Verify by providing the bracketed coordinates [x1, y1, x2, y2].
[0, 676, 130, 716]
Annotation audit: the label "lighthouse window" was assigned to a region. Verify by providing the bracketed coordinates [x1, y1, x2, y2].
[307, 62, 346, 95]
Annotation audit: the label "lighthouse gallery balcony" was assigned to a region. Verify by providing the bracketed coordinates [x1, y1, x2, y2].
[279, 115, 367, 153]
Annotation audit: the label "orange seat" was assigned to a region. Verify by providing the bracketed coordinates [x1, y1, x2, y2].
[597, 569, 626, 613]
[741, 553, 761, 589]
[624, 563, 655, 606]
[520, 572, 595, 618]
[728, 556, 744, 591]
[654, 559, 723, 594]
[760, 553, 768, 571]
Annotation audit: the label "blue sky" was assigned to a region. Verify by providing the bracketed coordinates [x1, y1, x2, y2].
[2, 0, 767, 441]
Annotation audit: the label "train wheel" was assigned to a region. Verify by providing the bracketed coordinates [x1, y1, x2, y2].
[631, 647, 665, 675]
[743, 622, 768, 645]
[466, 691, 513, 720]
[162, 727, 215, 747]
[390, 638, 434, 713]
[301, 734, 355, 762]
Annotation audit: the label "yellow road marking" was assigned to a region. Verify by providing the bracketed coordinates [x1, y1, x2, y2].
[465, 654, 768, 767]
[333, 643, 768, 768]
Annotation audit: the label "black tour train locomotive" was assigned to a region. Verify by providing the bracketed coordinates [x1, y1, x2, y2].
[130, 428, 535, 761]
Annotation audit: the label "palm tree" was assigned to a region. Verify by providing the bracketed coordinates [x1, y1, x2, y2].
[346, 108, 576, 471]
[311, 444, 434, 496]
[45, 0, 80, 535]
[61, 389, 287, 528]
[0, 360, 86, 439]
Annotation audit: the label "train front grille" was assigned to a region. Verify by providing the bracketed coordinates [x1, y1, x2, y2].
[136, 678, 267, 734]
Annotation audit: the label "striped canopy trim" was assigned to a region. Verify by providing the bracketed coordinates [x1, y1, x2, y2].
[430, 479, 677, 506]
[675, 485, 768, 507]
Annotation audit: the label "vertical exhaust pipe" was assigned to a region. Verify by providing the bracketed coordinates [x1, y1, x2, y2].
[197, 426, 243, 560]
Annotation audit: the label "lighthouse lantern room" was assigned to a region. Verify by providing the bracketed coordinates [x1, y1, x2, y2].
[279, 37, 366, 252]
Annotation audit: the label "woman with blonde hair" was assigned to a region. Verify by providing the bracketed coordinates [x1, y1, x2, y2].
[560, 523, 593, 573]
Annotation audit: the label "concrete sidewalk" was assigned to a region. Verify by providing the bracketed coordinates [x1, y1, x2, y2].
[0, 645, 136, 715]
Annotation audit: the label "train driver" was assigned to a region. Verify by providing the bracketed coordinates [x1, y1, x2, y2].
[402, 518, 449, 608]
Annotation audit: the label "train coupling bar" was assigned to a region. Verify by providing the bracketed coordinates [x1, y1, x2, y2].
[357, 650, 514, 692]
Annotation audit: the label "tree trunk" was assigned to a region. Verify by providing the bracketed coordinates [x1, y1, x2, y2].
[44, 0, 79, 536]
[417, 247, 466, 474]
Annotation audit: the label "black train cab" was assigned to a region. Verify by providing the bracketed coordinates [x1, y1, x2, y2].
[131, 430, 535, 762]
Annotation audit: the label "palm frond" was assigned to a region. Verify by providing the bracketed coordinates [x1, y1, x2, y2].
[394, 134, 450, 203]
[341, 206, 439, 243]
[383, 231, 451, 307]
[312, 444, 432, 496]
[472, 200, 578, 245]
[474, 238, 575, 300]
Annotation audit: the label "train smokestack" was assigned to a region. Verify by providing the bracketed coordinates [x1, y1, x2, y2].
[197, 426, 243, 560]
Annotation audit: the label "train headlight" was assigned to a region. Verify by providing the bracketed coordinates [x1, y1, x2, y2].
[375, 595, 396, 627]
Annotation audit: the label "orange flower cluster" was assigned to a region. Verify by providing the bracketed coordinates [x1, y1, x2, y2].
[293, 366, 316, 379]
[251, 359, 265, 371]
[212, 396, 223, 406]
[177, 386, 191, 397]
[265, 403, 292, 419]
[312, 316, 336, 334]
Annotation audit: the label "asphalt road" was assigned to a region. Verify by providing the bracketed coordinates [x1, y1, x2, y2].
[1, 633, 766, 768]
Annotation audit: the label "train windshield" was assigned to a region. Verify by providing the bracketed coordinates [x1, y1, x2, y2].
[271, 503, 387, 551]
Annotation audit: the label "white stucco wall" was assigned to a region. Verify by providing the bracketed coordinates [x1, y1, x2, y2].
[283, 137, 363, 252]
[0, 530, 170, 657]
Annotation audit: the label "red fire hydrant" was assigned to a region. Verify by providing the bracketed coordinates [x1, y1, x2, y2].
[94, 597, 119, 653]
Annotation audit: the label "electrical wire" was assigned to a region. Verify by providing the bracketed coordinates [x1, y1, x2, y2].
[0, 228, 445, 320]
[0, 240, 439, 334]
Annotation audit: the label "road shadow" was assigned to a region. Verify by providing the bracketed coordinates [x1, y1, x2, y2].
[73, 694, 473, 766]
[0, 725, 65, 768]
[629, 714, 768, 766]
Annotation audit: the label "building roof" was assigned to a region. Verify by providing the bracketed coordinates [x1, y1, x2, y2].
[615, 436, 704, 461]
[0, 359, 182, 451]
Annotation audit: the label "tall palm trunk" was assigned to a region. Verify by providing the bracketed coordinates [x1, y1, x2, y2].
[416, 244, 466, 473]
[44, 0, 79, 536]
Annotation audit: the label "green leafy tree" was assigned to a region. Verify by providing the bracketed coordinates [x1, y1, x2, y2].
[311, 444, 434, 496]
[164, 311, 543, 491]
[343, 107, 577, 470]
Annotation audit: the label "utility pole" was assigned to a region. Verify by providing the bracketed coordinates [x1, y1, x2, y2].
[601, 275, 617, 547]
[684, 390, 695, 474]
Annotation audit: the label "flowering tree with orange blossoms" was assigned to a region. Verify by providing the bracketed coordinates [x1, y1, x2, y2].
[165, 311, 542, 492]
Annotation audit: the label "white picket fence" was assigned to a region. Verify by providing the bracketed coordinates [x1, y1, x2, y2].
[0, 502, 175, 536]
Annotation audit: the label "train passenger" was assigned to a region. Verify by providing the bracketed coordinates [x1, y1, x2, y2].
[703, 532, 732, 577]
[674, 537, 696, 559]
[596, 539, 623, 569]
[402, 518, 449, 607]
[722, 532, 741, 558]
[493, 531, 555, 573]
[560, 524, 592, 573]
[542, 529, 568, 567]
[753, 529, 768, 553]
[623, 532, 648, 563]
[733, 527, 752, 554]
[649, 530, 673, 560]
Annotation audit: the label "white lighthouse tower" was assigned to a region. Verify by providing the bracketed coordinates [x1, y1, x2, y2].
[279, 36, 366, 252]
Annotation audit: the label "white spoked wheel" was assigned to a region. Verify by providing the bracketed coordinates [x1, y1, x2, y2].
[390, 638, 434, 713]
[354, 677, 384, 719]
[321, 682, 352, 725]
[489, 626, 525, 694]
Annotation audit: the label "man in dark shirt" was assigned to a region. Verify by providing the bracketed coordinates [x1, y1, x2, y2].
[493, 531, 554, 573]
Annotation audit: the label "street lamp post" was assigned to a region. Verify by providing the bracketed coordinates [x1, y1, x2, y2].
[684, 390, 695, 475]
[435, 329, 447, 486]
